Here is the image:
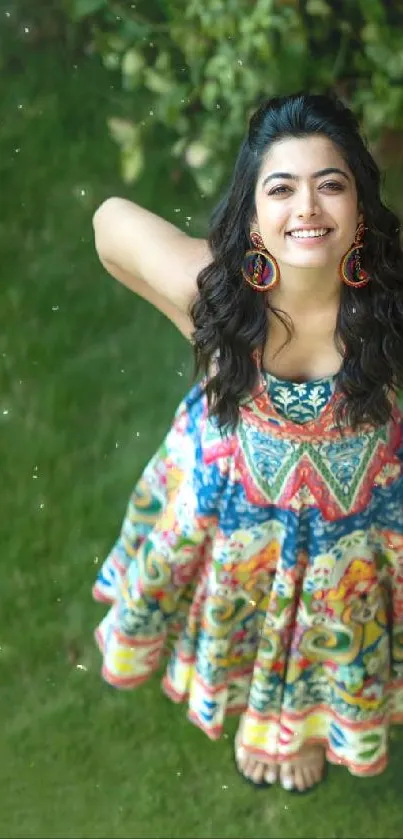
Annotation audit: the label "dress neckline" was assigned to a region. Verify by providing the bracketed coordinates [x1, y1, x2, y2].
[252, 349, 340, 387]
[262, 370, 337, 387]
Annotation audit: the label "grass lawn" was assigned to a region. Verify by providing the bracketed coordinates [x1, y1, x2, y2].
[0, 43, 402, 839]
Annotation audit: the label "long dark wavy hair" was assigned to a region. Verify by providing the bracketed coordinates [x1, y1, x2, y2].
[190, 92, 403, 431]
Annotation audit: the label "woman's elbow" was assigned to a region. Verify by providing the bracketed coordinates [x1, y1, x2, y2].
[92, 197, 122, 260]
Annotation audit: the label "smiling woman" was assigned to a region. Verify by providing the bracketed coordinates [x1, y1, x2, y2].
[266, 166, 349, 245]
[190, 96, 403, 424]
[254, 137, 359, 297]
[92, 92, 403, 795]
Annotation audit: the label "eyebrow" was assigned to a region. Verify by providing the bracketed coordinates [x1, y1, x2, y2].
[262, 167, 350, 188]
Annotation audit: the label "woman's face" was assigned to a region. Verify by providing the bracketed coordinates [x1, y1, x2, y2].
[254, 135, 361, 273]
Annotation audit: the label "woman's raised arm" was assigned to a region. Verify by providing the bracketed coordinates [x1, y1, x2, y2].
[93, 197, 211, 338]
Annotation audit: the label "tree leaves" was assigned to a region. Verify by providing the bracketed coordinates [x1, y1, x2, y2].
[62, 0, 403, 189]
[70, 0, 107, 19]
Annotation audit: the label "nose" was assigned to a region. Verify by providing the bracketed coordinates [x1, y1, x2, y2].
[296, 186, 319, 219]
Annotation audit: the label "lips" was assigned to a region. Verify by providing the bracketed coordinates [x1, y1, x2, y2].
[286, 227, 333, 239]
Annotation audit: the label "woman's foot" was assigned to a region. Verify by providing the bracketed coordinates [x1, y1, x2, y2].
[234, 720, 278, 787]
[280, 745, 326, 793]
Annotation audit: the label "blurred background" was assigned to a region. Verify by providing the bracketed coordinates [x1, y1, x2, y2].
[0, 2, 402, 837]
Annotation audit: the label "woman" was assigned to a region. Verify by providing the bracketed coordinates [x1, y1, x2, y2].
[92, 93, 403, 793]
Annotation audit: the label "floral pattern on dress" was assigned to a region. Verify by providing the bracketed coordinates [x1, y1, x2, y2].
[93, 373, 403, 777]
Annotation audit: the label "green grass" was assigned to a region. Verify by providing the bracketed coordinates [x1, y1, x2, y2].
[0, 44, 402, 839]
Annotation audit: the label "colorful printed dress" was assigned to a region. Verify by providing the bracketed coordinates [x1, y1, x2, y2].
[93, 367, 403, 777]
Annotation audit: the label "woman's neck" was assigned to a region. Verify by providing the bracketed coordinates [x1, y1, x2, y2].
[269, 265, 341, 314]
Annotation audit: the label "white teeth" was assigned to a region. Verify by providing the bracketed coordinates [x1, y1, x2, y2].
[289, 228, 329, 239]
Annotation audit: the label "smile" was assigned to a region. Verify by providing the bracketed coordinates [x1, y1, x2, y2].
[287, 228, 332, 239]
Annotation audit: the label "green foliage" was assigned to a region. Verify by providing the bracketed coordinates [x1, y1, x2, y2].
[10, 0, 403, 192]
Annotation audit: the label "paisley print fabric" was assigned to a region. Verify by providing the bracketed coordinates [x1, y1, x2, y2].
[93, 370, 403, 776]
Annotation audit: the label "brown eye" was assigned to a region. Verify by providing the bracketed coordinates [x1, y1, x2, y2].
[268, 185, 291, 196]
[321, 182, 344, 191]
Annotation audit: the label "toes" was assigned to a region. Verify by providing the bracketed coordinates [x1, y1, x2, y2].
[250, 762, 266, 785]
[235, 733, 278, 787]
[235, 745, 253, 779]
[236, 746, 254, 779]
[280, 746, 326, 793]
[235, 744, 245, 770]
[243, 758, 255, 779]
[264, 767, 277, 785]
[280, 768, 295, 791]
[294, 767, 306, 792]
[306, 767, 319, 788]
[236, 747, 274, 786]
[281, 764, 322, 793]
[301, 756, 325, 790]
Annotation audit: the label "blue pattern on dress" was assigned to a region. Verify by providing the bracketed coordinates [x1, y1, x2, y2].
[265, 372, 336, 424]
